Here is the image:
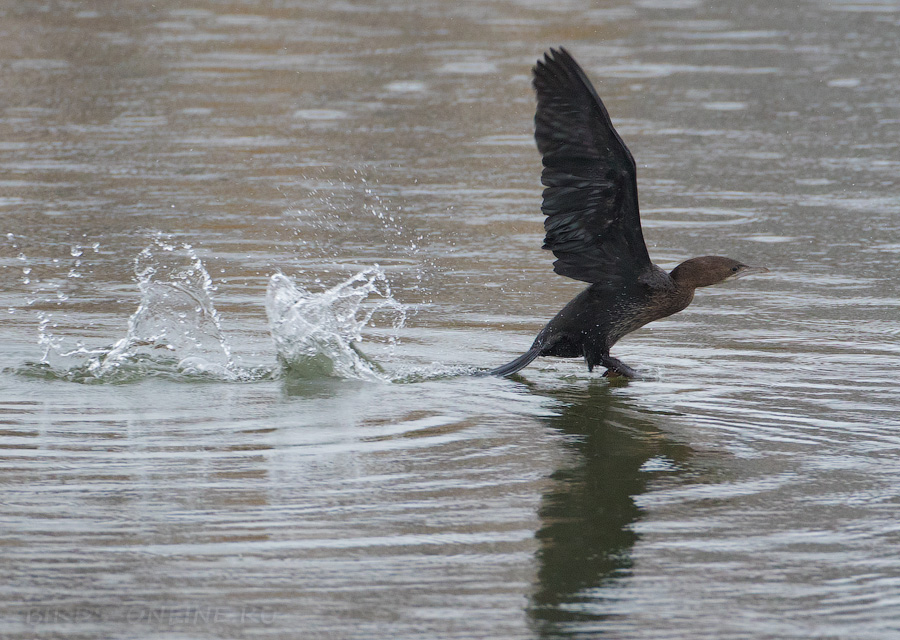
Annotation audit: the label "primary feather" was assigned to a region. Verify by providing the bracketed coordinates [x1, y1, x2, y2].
[532, 47, 652, 285]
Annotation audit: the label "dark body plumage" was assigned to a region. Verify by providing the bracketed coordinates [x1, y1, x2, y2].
[490, 48, 766, 378]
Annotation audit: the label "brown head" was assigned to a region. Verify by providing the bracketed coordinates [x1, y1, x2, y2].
[670, 256, 769, 289]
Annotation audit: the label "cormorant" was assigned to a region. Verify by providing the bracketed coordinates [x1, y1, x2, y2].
[490, 48, 768, 378]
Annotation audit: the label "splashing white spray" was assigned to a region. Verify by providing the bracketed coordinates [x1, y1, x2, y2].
[33, 236, 260, 383]
[265, 268, 407, 381]
[93, 238, 236, 378]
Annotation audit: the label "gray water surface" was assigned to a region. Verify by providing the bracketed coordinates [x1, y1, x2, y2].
[3, 1, 900, 638]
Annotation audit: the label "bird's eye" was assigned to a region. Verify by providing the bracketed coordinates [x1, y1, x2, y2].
[731, 266, 739, 272]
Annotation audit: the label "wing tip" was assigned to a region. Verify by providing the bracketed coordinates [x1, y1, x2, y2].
[533, 46, 579, 79]
[540, 46, 572, 64]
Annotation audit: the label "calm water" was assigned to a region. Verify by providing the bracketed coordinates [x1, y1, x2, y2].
[2, 1, 900, 638]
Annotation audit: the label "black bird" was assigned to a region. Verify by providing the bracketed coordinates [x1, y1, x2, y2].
[490, 48, 767, 378]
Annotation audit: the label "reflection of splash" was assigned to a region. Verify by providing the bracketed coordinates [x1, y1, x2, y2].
[32, 237, 268, 383]
[265, 268, 407, 381]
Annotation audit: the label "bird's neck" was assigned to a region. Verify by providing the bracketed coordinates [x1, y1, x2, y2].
[669, 263, 696, 289]
[666, 280, 696, 316]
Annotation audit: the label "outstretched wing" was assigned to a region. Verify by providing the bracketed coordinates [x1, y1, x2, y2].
[532, 47, 652, 284]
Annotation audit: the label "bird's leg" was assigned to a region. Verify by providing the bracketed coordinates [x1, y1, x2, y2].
[600, 355, 638, 379]
[582, 344, 598, 372]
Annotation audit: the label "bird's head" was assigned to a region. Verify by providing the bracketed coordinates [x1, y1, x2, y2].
[670, 256, 769, 289]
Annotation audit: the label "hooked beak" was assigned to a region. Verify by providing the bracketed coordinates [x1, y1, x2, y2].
[732, 265, 770, 279]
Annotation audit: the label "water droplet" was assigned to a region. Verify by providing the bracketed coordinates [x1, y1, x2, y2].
[70, 246, 84, 257]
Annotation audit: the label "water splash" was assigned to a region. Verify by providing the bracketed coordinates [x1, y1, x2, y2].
[266, 268, 407, 381]
[16, 223, 464, 385]
[30, 237, 269, 384]
[281, 168, 435, 299]
[97, 239, 236, 377]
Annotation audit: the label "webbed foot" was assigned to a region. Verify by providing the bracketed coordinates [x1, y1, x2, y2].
[600, 356, 638, 379]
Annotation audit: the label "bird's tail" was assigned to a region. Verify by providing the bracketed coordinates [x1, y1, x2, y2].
[488, 347, 541, 377]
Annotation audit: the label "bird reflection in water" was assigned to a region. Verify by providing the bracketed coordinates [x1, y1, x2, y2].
[529, 382, 695, 636]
